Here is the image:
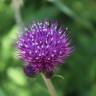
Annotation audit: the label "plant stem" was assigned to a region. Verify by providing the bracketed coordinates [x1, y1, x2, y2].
[42, 74, 57, 96]
[12, 0, 23, 31]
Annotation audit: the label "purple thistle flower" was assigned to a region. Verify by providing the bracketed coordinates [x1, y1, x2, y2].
[16, 20, 72, 78]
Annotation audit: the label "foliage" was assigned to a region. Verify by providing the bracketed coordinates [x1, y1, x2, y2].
[0, 0, 96, 96]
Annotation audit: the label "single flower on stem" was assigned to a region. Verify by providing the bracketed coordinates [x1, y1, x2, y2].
[16, 20, 73, 96]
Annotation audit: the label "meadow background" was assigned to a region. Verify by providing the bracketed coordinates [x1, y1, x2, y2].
[0, 0, 96, 96]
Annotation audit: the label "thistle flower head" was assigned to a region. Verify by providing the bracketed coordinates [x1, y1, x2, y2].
[16, 20, 72, 78]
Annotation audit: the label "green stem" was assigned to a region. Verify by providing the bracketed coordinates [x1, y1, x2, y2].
[42, 74, 57, 96]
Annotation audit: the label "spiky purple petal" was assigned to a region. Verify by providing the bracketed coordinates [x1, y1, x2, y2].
[16, 20, 72, 78]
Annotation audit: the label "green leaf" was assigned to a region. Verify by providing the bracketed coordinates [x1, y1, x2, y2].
[53, 74, 64, 80]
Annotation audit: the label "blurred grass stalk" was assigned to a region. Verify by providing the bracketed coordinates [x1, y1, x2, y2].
[12, 0, 57, 96]
[12, 0, 24, 31]
[47, 0, 95, 33]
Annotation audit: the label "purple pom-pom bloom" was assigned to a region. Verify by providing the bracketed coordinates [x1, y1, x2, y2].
[16, 20, 72, 78]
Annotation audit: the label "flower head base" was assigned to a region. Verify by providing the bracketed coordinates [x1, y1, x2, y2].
[16, 20, 72, 78]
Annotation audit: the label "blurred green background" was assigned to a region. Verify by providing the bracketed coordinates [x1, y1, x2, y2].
[0, 0, 96, 96]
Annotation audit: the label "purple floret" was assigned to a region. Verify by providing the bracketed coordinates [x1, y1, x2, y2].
[16, 20, 72, 78]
